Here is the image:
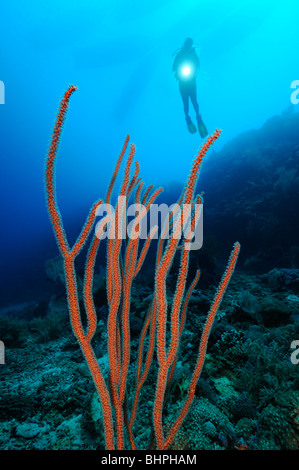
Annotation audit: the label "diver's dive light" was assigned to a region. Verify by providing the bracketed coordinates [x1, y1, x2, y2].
[178, 62, 195, 81]
[182, 65, 191, 76]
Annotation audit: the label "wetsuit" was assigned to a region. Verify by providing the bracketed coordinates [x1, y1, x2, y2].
[172, 47, 200, 124]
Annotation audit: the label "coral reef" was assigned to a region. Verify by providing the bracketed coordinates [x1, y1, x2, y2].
[0, 267, 298, 450]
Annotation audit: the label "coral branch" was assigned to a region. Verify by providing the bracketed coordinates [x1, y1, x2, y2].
[45, 86, 115, 450]
[45, 85, 77, 257]
[162, 241, 241, 450]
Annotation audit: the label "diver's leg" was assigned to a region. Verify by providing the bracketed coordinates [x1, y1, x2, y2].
[179, 83, 191, 122]
[183, 96, 190, 122]
[189, 83, 207, 136]
[179, 82, 196, 133]
[190, 84, 200, 119]
[192, 95, 208, 138]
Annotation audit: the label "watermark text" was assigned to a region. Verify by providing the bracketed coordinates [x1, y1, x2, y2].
[0, 340, 4, 364]
[95, 197, 203, 251]
[0, 80, 4, 104]
[290, 80, 299, 105]
[290, 340, 299, 365]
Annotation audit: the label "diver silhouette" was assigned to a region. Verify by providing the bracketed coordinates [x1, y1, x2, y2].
[172, 37, 208, 137]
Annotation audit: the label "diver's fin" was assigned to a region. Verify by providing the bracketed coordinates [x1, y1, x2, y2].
[187, 121, 197, 134]
[197, 116, 208, 138]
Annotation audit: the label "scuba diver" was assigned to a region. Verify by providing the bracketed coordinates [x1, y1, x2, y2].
[172, 37, 208, 137]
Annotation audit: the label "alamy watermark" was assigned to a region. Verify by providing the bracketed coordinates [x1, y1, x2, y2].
[290, 80, 299, 105]
[290, 340, 299, 365]
[0, 80, 4, 104]
[0, 340, 4, 364]
[95, 197, 203, 251]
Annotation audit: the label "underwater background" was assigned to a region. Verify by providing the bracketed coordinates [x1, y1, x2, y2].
[0, 0, 298, 451]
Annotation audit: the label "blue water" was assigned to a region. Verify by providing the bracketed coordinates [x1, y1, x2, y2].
[0, 0, 298, 308]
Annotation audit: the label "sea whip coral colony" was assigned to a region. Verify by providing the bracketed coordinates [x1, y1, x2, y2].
[45, 85, 240, 450]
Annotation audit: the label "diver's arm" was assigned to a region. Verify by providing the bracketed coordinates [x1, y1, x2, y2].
[195, 55, 200, 78]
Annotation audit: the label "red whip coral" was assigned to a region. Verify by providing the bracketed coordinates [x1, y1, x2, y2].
[45, 85, 240, 450]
